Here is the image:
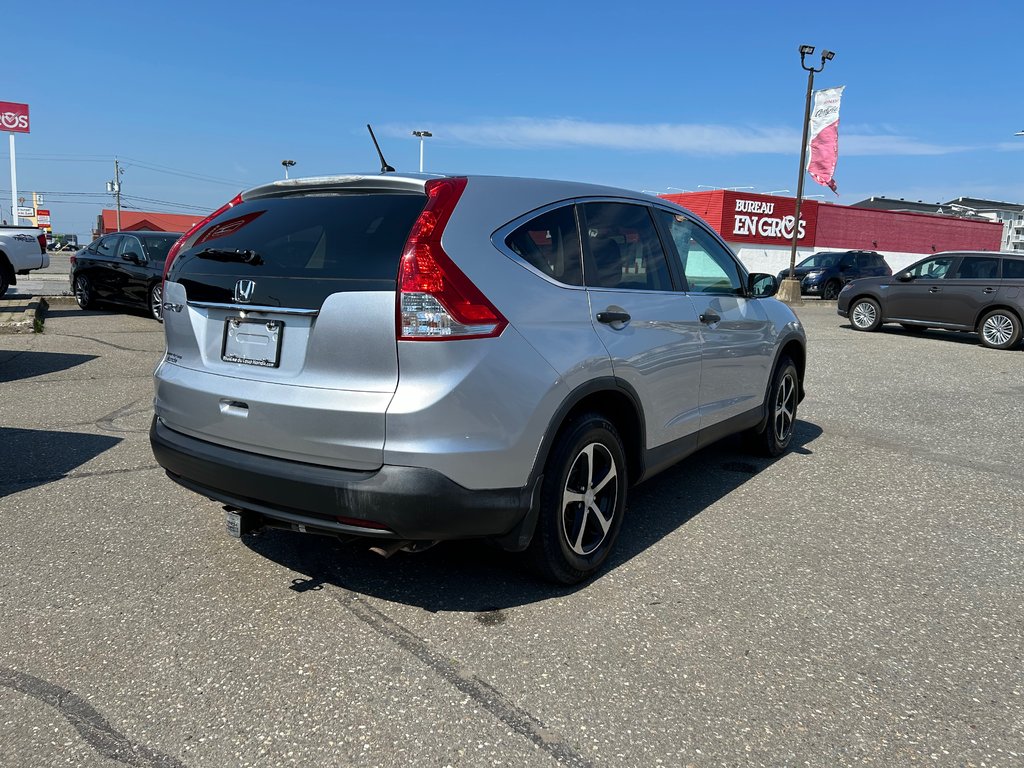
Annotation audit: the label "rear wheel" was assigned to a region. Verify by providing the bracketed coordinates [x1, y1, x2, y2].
[73, 275, 95, 310]
[149, 283, 163, 322]
[527, 413, 627, 584]
[978, 309, 1022, 350]
[849, 297, 881, 331]
[0, 268, 9, 298]
[746, 357, 799, 457]
[822, 280, 841, 301]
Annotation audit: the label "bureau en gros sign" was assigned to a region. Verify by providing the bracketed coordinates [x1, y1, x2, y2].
[732, 198, 807, 241]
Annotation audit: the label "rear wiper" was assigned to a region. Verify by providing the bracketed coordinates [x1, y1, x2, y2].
[196, 247, 264, 265]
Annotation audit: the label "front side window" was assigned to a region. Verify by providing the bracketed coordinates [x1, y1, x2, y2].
[581, 202, 673, 291]
[950, 256, 1000, 280]
[140, 235, 179, 264]
[655, 209, 743, 295]
[116, 236, 143, 260]
[907, 256, 955, 279]
[96, 235, 121, 259]
[504, 205, 583, 286]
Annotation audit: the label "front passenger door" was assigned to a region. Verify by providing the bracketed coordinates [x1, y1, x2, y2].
[654, 209, 774, 430]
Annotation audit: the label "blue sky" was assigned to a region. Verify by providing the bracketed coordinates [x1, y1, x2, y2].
[3, 0, 1022, 239]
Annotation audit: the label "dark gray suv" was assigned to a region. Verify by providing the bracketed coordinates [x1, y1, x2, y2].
[837, 251, 1024, 349]
[150, 173, 807, 583]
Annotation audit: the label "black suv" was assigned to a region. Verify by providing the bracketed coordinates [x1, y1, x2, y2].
[778, 250, 891, 300]
[837, 251, 1024, 349]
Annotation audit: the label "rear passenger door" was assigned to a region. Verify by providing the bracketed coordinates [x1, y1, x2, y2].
[653, 209, 774, 430]
[89, 234, 122, 299]
[938, 255, 1002, 327]
[580, 201, 703, 449]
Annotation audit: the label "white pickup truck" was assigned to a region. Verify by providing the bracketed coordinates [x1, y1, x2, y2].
[0, 225, 49, 297]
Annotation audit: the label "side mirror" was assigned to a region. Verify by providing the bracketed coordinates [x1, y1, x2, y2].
[895, 271, 914, 282]
[748, 272, 778, 297]
[121, 251, 143, 264]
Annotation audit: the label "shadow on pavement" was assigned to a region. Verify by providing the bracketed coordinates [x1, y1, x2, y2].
[0, 427, 122, 498]
[245, 420, 823, 612]
[0, 350, 98, 383]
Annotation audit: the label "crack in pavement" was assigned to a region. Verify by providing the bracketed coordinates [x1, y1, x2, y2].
[331, 589, 594, 768]
[1, 464, 162, 489]
[0, 666, 186, 768]
[45, 332, 161, 354]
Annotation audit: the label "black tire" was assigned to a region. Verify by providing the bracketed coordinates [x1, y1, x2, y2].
[849, 297, 882, 332]
[822, 280, 841, 301]
[977, 309, 1022, 350]
[0, 267, 9, 298]
[73, 274, 95, 310]
[149, 282, 164, 322]
[527, 413, 627, 584]
[900, 323, 927, 334]
[746, 357, 799, 457]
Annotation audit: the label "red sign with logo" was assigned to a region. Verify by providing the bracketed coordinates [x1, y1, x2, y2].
[720, 191, 818, 246]
[0, 101, 30, 133]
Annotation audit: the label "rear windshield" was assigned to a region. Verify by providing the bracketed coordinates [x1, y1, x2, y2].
[173, 193, 426, 281]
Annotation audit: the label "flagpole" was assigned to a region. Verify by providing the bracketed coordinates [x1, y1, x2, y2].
[779, 45, 835, 306]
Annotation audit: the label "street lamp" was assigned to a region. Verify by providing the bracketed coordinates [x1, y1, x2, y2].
[666, 186, 692, 192]
[779, 44, 836, 306]
[766, 189, 791, 195]
[697, 184, 755, 191]
[412, 130, 432, 173]
[281, 159, 296, 179]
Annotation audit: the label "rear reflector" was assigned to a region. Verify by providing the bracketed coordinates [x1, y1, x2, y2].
[397, 178, 507, 340]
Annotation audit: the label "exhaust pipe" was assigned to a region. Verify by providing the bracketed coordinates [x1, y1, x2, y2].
[368, 540, 439, 558]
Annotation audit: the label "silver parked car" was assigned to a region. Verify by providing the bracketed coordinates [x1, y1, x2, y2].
[150, 173, 807, 583]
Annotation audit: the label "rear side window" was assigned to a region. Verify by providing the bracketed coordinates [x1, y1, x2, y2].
[581, 202, 673, 291]
[951, 256, 1000, 279]
[1004, 259, 1024, 279]
[504, 205, 583, 286]
[174, 193, 426, 280]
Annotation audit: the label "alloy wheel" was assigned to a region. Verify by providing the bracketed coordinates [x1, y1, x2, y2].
[74, 276, 90, 309]
[773, 371, 797, 444]
[982, 313, 1014, 347]
[852, 301, 876, 329]
[151, 283, 163, 321]
[560, 443, 619, 556]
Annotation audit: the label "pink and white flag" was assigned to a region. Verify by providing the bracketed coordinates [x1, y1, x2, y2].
[806, 86, 844, 194]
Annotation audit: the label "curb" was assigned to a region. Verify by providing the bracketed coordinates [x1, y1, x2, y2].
[0, 297, 48, 334]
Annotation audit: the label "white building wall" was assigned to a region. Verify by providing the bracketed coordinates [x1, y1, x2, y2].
[732, 244, 926, 277]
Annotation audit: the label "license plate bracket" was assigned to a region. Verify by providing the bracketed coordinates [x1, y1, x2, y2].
[222, 317, 283, 367]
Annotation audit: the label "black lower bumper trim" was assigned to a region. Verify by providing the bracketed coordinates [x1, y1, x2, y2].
[150, 417, 531, 540]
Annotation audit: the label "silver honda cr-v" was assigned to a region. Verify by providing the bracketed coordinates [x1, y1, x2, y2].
[150, 173, 806, 583]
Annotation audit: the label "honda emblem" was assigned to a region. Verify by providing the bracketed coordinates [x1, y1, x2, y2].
[234, 279, 256, 303]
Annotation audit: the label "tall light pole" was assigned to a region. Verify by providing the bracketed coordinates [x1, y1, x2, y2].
[779, 44, 835, 306]
[105, 158, 123, 232]
[281, 159, 296, 179]
[412, 130, 432, 173]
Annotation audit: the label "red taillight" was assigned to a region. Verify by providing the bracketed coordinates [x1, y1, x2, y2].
[70, 255, 77, 266]
[162, 192, 244, 283]
[397, 178, 507, 341]
[36, 232, 46, 254]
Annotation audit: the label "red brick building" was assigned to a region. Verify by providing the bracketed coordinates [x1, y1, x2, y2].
[660, 190, 1003, 275]
[94, 209, 203, 238]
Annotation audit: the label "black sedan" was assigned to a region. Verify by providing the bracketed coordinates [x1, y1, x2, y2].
[70, 231, 181, 321]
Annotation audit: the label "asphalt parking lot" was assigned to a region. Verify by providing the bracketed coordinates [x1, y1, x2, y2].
[1, 302, 1022, 767]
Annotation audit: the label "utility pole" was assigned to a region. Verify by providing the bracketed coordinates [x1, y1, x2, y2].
[107, 158, 123, 231]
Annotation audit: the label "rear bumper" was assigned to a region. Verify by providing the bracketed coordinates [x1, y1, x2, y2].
[150, 417, 533, 541]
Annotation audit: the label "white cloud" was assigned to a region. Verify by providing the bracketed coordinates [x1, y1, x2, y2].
[385, 118, 974, 157]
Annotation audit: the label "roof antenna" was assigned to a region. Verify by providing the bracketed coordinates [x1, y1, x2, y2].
[366, 124, 395, 173]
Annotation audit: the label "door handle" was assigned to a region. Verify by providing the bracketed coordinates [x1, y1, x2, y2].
[983, 287, 997, 294]
[928, 287, 941, 293]
[699, 311, 721, 325]
[596, 311, 631, 324]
